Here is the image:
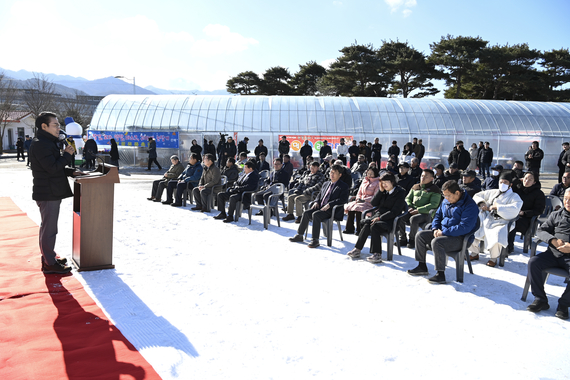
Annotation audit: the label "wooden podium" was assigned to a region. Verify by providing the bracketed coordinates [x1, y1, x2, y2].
[72, 163, 120, 271]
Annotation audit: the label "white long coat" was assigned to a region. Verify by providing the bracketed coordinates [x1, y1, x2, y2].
[472, 188, 523, 248]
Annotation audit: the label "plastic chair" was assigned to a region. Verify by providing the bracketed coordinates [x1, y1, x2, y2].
[207, 175, 227, 210]
[442, 217, 481, 282]
[362, 203, 408, 261]
[181, 182, 195, 207]
[498, 216, 520, 267]
[304, 202, 346, 247]
[248, 184, 285, 229]
[521, 239, 570, 301]
[522, 203, 550, 253]
[234, 189, 258, 222]
[546, 194, 563, 212]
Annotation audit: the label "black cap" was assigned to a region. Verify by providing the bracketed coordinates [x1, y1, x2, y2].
[398, 162, 410, 168]
[434, 163, 445, 171]
[449, 163, 458, 169]
[491, 164, 503, 171]
[462, 170, 476, 177]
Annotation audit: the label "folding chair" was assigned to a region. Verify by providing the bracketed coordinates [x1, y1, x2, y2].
[362, 203, 408, 261]
[248, 184, 285, 229]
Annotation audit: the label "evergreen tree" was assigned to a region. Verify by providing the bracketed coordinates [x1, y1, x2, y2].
[226, 71, 261, 95]
[290, 61, 327, 95]
[258, 66, 293, 95]
[540, 48, 570, 101]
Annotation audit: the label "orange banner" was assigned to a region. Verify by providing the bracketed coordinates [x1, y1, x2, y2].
[280, 135, 354, 152]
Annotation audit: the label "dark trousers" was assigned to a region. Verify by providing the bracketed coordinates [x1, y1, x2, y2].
[349, 158, 357, 168]
[110, 158, 119, 169]
[193, 187, 213, 211]
[148, 157, 161, 170]
[338, 155, 347, 165]
[17, 147, 25, 160]
[398, 212, 431, 242]
[415, 230, 464, 271]
[508, 217, 532, 250]
[559, 167, 566, 183]
[26, 150, 30, 166]
[354, 218, 391, 253]
[217, 191, 250, 218]
[480, 162, 490, 179]
[528, 249, 570, 307]
[70, 154, 76, 168]
[36, 200, 61, 266]
[297, 207, 333, 242]
[345, 211, 362, 233]
[151, 179, 168, 200]
[255, 189, 273, 206]
[166, 180, 192, 203]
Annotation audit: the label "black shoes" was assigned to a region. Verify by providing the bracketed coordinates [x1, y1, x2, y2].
[223, 217, 234, 223]
[214, 213, 227, 220]
[256, 210, 264, 216]
[394, 239, 407, 247]
[153, 199, 162, 202]
[289, 234, 304, 242]
[42, 261, 72, 274]
[283, 214, 295, 221]
[191, 206, 202, 211]
[162, 200, 173, 205]
[408, 264, 428, 276]
[147, 197, 155, 201]
[556, 306, 569, 320]
[428, 271, 446, 284]
[170, 203, 182, 207]
[527, 299, 550, 313]
[407, 241, 415, 249]
[308, 240, 320, 248]
[295, 216, 302, 224]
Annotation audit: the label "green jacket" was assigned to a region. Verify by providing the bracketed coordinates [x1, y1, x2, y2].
[405, 182, 441, 214]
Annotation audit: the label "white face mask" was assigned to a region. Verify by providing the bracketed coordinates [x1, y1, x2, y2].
[491, 170, 499, 176]
[499, 183, 510, 192]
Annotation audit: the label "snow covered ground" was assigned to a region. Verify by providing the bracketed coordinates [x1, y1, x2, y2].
[2, 161, 570, 380]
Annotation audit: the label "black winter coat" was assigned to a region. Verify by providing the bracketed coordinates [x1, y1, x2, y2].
[396, 173, 416, 193]
[30, 129, 74, 201]
[84, 139, 98, 160]
[320, 145, 332, 159]
[278, 140, 290, 155]
[514, 182, 546, 232]
[190, 144, 203, 160]
[300, 144, 313, 159]
[369, 185, 407, 222]
[254, 145, 268, 160]
[448, 147, 470, 170]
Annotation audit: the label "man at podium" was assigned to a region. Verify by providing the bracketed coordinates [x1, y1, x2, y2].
[30, 112, 79, 274]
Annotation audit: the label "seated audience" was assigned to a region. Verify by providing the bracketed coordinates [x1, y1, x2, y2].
[512, 160, 525, 179]
[469, 172, 523, 267]
[289, 165, 349, 248]
[351, 154, 368, 176]
[481, 164, 503, 190]
[165, 153, 203, 207]
[256, 152, 270, 172]
[397, 169, 442, 248]
[147, 155, 184, 202]
[433, 163, 446, 188]
[282, 154, 294, 179]
[190, 153, 222, 213]
[253, 158, 290, 211]
[344, 167, 380, 235]
[526, 188, 570, 320]
[508, 171, 545, 252]
[409, 157, 422, 180]
[283, 162, 325, 223]
[214, 161, 260, 223]
[444, 163, 461, 182]
[346, 172, 407, 263]
[407, 180, 479, 283]
[458, 170, 481, 197]
[220, 157, 239, 188]
[551, 171, 570, 200]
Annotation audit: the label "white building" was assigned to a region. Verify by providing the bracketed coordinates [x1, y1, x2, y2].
[1, 112, 34, 151]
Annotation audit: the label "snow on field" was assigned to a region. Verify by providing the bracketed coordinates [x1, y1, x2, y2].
[2, 162, 570, 380]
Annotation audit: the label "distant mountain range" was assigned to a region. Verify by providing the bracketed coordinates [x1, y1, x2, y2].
[0, 67, 230, 97]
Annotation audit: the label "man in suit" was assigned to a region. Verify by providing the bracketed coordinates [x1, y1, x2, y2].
[289, 164, 349, 248]
[191, 153, 221, 213]
[253, 157, 290, 210]
[214, 160, 259, 223]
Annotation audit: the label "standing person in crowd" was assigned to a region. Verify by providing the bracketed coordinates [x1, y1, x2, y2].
[448, 140, 470, 171]
[83, 136, 98, 170]
[526, 188, 570, 320]
[469, 172, 523, 267]
[481, 164, 503, 191]
[16, 137, 25, 160]
[365, 142, 373, 163]
[400, 142, 415, 164]
[414, 139, 425, 163]
[344, 167, 380, 235]
[348, 140, 360, 168]
[337, 138, 349, 165]
[24, 135, 32, 167]
[146, 137, 161, 171]
[30, 111, 79, 274]
[300, 140, 313, 168]
[204, 139, 217, 162]
[388, 140, 400, 164]
[476, 141, 484, 175]
[407, 180, 479, 284]
[278, 135, 290, 159]
[191, 153, 222, 213]
[551, 171, 570, 200]
[346, 172, 407, 262]
[468, 143, 478, 170]
[508, 171, 545, 253]
[433, 163, 446, 188]
[254, 139, 268, 161]
[166, 153, 203, 207]
[109, 138, 119, 169]
[289, 164, 349, 249]
[190, 139, 203, 161]
[67, 136, 77, 169]
[477, 142, 493, 179]
[371, 138, 382, 168]
[237, 137, 249, 157]
[397, 169, 442, 248]
[214, 161, 259, 223]
[559, 142, 570, 182]
[319, 140, 332, 163]
[223, 136, 237, 166]
[525, 141, 544, 173]
[147, 155, 184, 202]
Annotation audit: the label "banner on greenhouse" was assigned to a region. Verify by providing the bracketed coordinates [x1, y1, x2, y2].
[280, 135, 354, 152]
[87, 131, 179, 149]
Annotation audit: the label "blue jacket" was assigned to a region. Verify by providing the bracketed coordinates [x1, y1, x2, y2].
[178, 162, 203, 184]
[432, 190, 478, 237]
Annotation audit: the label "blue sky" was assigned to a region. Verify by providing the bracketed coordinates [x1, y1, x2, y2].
[1, 0, 568, 92]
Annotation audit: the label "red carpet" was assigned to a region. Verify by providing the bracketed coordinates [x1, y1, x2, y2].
[0, 197, 161, 380]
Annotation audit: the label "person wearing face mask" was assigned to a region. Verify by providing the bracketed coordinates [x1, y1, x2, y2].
[468, 172, 523, 267]
[448, 140, 470, 171]
[508, 171, 545, 253]
[481, 164, 503, 191]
